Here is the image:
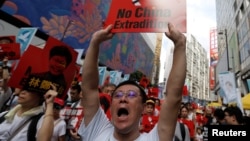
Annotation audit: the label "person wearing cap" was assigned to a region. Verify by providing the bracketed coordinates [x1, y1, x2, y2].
[140, 99, 159, 133]
[78, 22, 186, 141]
[50, 97, 66, 141]
[0, 86, 58, 141]
[195, 108, 206, 127]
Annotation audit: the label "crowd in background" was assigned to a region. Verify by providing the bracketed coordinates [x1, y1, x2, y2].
[0, 55, 250, 141]
[1, 56, 250, 141]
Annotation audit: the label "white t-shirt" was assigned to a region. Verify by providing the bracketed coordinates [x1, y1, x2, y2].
[0, 110, 43, 141]
[78, 107, 159, 141]
[51, 118, 66, 141]
[195, 133, 203, 141]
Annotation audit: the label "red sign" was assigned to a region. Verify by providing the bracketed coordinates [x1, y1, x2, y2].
[0, 43, 21, 60]
[148, 87, 159, 98]
[8, 37, 78, 99]
[0, 36, 15, 43]
[209, 67, 215, 90]
[182, 85, 188, 96]
[104, 0, 186, 33]
[0, 35, 20, 60]
[139, 76, 150, 88]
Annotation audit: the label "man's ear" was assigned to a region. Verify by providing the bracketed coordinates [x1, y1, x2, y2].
[232, 115, 237, 121]
[232, 115, 236, 120]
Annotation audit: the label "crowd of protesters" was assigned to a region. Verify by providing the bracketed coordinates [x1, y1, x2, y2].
[136, 97, 250, 141]
[0, 22, 187, 141]
[0, 23, 249, 141]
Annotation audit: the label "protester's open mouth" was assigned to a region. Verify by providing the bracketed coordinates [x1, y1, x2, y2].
[117, 108, 129, 117]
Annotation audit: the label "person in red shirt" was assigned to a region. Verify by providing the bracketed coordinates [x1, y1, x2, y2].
[154, 98, 161, 116]
[195, 108, 206, 127]
[178, 105, 195, 141]
[140, 99, 159, 133]
[99, 93, 112, 120]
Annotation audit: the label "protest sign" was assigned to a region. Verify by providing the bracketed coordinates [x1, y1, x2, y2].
[104, 0, 186, 33]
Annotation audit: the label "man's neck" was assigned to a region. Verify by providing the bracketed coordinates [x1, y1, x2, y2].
[113, 128, 140, 141]
[17, 105, 39, 115]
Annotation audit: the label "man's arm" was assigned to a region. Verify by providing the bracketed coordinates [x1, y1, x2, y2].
[81, 25, 114, 126]
[157, 23, 186, 141]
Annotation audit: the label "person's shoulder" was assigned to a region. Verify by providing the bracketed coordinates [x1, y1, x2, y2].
[71, 100, 81, 108]
[57, 118, 67, 127]
[137, 126, 159, 141]
[175, 121, 181, 130]
[174, 122, 182, 141]
[0, 110, 8, 120]
[30, 112, 44, 130]
[6, 87, 12, 93]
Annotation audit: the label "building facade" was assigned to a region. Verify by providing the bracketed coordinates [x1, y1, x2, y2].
[186, 34, 210, 100]
[161, 34, 210, 101]
[215, 0, 250, 96]
[141, 33, 159, 84]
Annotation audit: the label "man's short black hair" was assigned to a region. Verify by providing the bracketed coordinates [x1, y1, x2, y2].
[49, 46, 72, 67]
[71, 83, 82, 94]
[213, 108, 225, 120]
[112, 80, 147, 103]
[224, 106, 244, 124]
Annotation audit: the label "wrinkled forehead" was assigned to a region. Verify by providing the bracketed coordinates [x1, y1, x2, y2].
[114, 84, 140, 92]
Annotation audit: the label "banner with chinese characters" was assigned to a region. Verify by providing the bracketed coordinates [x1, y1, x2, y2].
[104, 0, 186, 32]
